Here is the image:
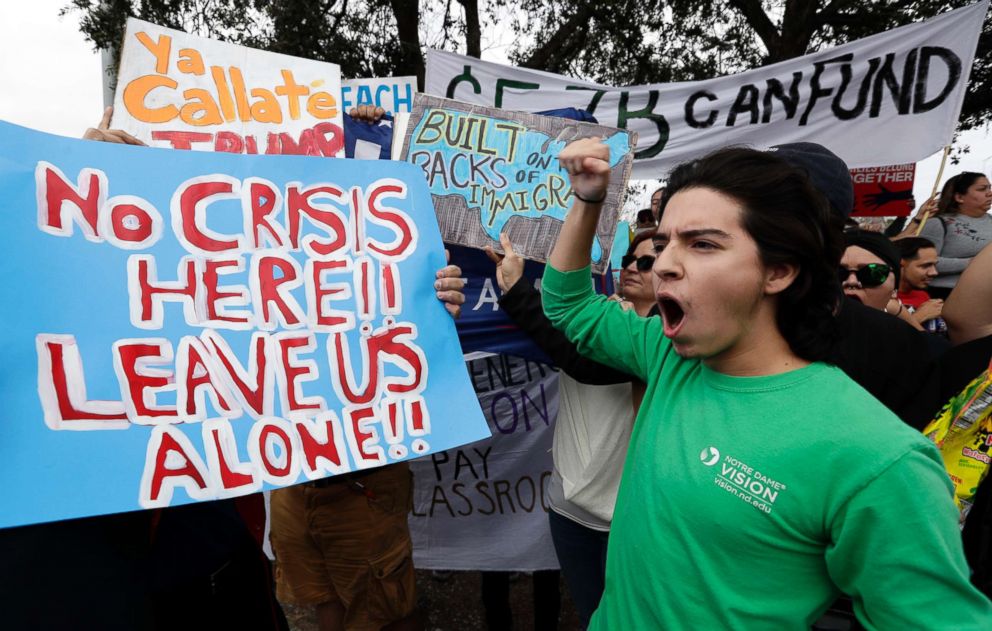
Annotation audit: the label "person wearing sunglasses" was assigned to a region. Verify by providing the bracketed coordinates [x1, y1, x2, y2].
[839, 230, 901, 311]
[618, 232, 657, 314]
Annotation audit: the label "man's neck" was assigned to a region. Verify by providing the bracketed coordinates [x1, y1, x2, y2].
[702, 308, 810, 377]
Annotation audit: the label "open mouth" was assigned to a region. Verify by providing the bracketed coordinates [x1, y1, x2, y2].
[843, 291, 863, 304]
[657, 295, 686, 337]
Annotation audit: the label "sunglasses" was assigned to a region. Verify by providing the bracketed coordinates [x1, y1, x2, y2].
[621, 254, 656, 272]
[838, 263, 891, 288]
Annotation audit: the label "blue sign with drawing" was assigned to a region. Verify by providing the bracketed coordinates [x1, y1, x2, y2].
[401, 95, 635, 273]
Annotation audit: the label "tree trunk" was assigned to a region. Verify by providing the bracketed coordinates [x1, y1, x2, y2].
[388, 0, 426, 88]
[458, 0, 482, 58]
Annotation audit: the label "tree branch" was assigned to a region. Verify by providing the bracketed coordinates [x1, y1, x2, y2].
[727, 0, 781, 58]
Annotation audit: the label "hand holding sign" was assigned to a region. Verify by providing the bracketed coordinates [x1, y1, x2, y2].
[83, 107, 146, 146]
[557, 137, 611, 205]
[435, 253, 466, 319]
[484, 233, 525, 293]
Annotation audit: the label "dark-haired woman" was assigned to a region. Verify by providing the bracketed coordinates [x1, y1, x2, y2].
[918, 172, 992, 299]
[543, 138, 991, 630]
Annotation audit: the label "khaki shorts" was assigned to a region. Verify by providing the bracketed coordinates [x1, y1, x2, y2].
[270, 463, 416, 630]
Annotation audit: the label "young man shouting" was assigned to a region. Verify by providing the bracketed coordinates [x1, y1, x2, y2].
[542, 138, 991, 629]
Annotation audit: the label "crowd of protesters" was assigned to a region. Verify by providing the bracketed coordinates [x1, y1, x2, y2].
[3, 87, 992, 631]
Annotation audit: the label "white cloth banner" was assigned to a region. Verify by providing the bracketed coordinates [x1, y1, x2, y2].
[342, 77, 417, 115]
[409, 354, 561, 571]
[113, 18, 344, 157]
[426, 1, 987, 179]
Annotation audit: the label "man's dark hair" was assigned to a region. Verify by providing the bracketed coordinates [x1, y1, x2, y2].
[893, 237, 937, 261]
[938, 172, 985, 215]
[661, 147, 843, 362]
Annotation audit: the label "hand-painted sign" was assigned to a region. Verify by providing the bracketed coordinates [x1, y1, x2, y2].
[0, 120, 489, 528]
[426, 1, 987, 179]
[409, 353, 560, 571]
[400, 95, 635, 274]
[112, 18, 345, 157]
[342, 77, 417, 115]
[851, 164, 916, 217]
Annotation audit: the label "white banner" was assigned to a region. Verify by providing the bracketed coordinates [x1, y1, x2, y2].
[112, 18, 344, 157]
[426, 1, 988, 179]
[409, 354, 560, 571]
[342, 77, 417, 115]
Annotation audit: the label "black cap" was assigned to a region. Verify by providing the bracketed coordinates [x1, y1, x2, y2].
[844, 229, 901, 286]
[768, 142, 854, 218]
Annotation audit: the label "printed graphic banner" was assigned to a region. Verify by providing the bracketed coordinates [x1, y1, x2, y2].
[400, 95, 635, 273]
[850, 164, 916, 217]
[0, 120, 489, 528]
[426, 1, 987, 179]
[342, 77, 417, 115]
[410, 354, 560, 571]
[447, 245, 615, 362]
[113, 18, 345, 157]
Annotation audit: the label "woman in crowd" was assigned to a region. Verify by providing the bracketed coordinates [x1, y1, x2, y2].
[918, 172, 992, 298]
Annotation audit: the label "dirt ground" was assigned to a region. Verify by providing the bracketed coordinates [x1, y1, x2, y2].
[281, 569, 581, 631]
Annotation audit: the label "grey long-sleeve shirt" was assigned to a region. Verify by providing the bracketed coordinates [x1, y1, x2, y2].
[918, 212, 992, 289]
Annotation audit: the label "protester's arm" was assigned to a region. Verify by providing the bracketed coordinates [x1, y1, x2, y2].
[825, 446, 992, 629]
[918, 218, 973, 274]
[541, 139, 665, 381]
[549, 138, 612, 272]
[487, 235, 633, 385]
[891, 198, 933, 240]
[943, 242, 992, 345]
[910, 299, 943, 327]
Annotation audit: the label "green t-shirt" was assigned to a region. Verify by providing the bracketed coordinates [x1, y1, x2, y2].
[542, 264, 992, 630]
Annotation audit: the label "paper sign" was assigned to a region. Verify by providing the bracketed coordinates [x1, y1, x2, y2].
[342, 77, 417, 115]
[0, 120, 490, 529]
[426, 1, 987, 178]
[112, 18, 345, 157]
[850, 164, 916, 217]
[400, 95, 635, 274]
[410, 353, 560, 571]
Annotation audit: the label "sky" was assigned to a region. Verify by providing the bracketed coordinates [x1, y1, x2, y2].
[3, 0, 991, 214]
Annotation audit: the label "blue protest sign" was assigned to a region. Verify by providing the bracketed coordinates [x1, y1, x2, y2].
[0, 120, 489, 529]
[400, 95, 636, 273]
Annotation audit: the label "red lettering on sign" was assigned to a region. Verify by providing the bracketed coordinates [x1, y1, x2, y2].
[202, 258, 249, 324]
[347, 406, 380, 464]
[148, 429, 209, 501]
[114, 340, 179, 423]
[174, 176, 242, 252]
[36, 163, 105, 239]
[151, 130, 213, 150]
[209, 426, 255, 489]
[258, 423, 294, 477]
[38, 336, 127, 425]
[130, 255, 199, 326]
[295, 413, 346, 473]
[277, 334, 324, 413]
[202, 331, 271, 418]
[286, 184, 348, 256]
[367, 182, 415, 259]
[245, 178, 287, 249]
[254, 254, 304, 327]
